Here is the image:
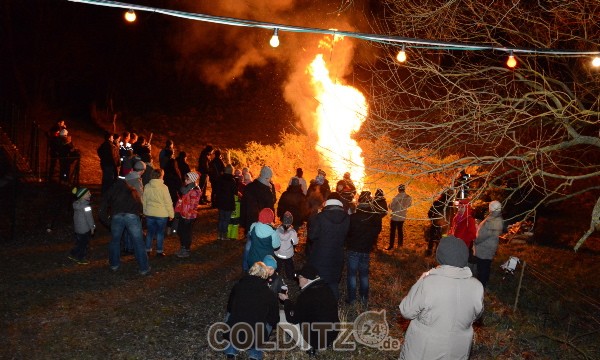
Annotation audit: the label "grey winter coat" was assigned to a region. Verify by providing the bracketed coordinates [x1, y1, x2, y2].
[73, 199, 95, 234]
[474, 211, 503, 260]
[399, 266, 484, 360]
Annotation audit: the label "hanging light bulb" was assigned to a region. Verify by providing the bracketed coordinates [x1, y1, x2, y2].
[506, 51, 517, 68]
[396, 44, 407, 63]
[124, 9, 136, 22]
[269, 28, 280, 48]
[592, 56, 600, 67]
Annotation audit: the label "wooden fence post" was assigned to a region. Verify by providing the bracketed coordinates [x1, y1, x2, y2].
[513, 261, 526, 311]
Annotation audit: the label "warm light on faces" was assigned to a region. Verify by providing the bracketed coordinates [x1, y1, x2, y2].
[125, 10, 136, 22]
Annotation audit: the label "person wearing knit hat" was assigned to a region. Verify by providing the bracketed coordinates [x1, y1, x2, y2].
[186, 171, 199, 184]
[399, 235, 483, 360]
[174, 171, 202, 258]
[274, 211, 299, 279]
[279, 263, 339, 354]
[240, 166, 277, 237]
[345, 188, 382, 306]
[262, 255, 285, 294]
[474, 200, 504, 288]
[72, 187, 90, 200]
[68, 187, 95, 265]
[243, 208, 281, 272]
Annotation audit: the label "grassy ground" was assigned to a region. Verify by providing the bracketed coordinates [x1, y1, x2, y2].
[1, 115, 599, 359]
[1, 180, 599, 359]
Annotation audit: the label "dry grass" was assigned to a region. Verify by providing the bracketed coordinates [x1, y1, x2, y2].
[1, 117, 599, 359]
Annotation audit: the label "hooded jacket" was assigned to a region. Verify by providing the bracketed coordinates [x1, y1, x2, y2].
[307, 204, 350, 285]
[142, 179, 175, 218]
[399, 266, 484, 360]
[247, 222, 281, 266]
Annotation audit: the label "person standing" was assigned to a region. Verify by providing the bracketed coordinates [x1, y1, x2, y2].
[68, 187, 95, 265]
[399, 235, 483, 359]
[208, 149, 225, 208]
[99, 178, 150, 275]
[474, 200, 504, 288]
[143, 169, 174, 256]
[215, 165, 238, 240]
[427, 190, 451, 256]
[97, 132, 119, 194]
[277, 178, 307, 230]
[175, 172, 202, 258]
[345, 191, 382, 306]
[245, 208, 280, 271]
[388, 184, 412, 250]
[175, 151, 191, 182]
[240, 166, 277, 235]
[274, 211, 299, 280]
[158, 139, 174, 170]
[288, 167, 308, 195]
[307, 194, 350, 300]
[197, 145, 214, 205]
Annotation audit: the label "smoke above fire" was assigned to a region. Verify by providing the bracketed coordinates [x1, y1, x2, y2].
[172, 0, 369, 182]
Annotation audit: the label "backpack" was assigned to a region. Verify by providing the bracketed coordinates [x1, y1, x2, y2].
[175, 187, 201, 219]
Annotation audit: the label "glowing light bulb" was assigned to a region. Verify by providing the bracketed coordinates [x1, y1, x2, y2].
[124, 9, 136, 22]
[269, 29, 280, 48]
[396, 44, 407, 63]
[506, 52, 517, 68]
[592, 57, 600, 67]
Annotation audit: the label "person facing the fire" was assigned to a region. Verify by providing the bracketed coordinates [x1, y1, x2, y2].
[399, 235, 484, 360]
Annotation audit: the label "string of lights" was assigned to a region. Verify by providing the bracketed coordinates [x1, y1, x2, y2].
[68, 0, 600, 66]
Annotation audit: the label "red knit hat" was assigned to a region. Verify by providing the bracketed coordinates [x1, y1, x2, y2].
[258, 208, 275, 224]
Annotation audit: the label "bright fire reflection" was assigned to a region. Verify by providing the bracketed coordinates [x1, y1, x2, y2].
[308, 54, 368, 190]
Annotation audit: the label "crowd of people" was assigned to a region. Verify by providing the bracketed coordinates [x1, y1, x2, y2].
[60, 126, 506, 359]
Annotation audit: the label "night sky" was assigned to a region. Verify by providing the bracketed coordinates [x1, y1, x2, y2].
[2, 0, 376, 133]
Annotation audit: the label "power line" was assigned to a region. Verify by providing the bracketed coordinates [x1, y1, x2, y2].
[67, 0, 600, 57]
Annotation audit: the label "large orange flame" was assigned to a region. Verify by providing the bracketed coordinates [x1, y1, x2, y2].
[307, 53, 368, 190]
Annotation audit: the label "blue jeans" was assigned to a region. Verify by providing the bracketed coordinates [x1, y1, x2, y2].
[218, 210, 233, 234]
[346, 251, 370, 304]
[242, 237, 252, 272]
[145, 216, 168, 252]
[224, 323, 273, 360]
[109, 213, 149, 272]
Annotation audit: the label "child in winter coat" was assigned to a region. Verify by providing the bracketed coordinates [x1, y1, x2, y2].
[243, 208, 280, 272]
[69, 187, 95, 264]
[274, 211, 299, 279]
[175, 171, 202, 258]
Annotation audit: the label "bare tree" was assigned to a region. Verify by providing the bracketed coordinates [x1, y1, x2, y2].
[360, 0, 600, 250]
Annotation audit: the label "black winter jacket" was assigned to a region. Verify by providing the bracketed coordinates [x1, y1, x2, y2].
[240, 180, 276, 229]
[225, 275, 279, 344]
[99, 179, 142, 225]
[307, 205, 350, 284]
[346, 205, 382, 253]
[215, 173, 239, 211]
[283, 279, 339, 349]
